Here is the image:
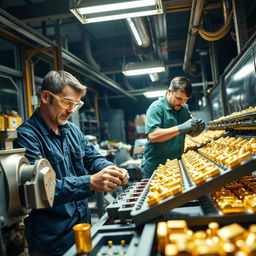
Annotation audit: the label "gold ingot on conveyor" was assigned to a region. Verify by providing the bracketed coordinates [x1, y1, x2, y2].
[245, 197, 256, 212]
[224, 155, 240, 168]
[205, 166, 220, 178]
[157, 222, 168, 253]
[147, 192, 160, 207]
[194, 242, 221, 256]
[165, 244, 178, 256]
[167, 220, 188, 234]
[220, 203, 247, 214]
[217, 223, 245, 242]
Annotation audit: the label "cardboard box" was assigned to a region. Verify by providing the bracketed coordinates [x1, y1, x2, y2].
[134, 114, 146, 126]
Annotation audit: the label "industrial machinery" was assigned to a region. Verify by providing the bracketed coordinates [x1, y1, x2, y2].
[64, 108, 256, 256]
[0, 130, 56, 256]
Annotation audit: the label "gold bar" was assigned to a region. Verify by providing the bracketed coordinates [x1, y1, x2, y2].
[157, 222, 168, 253]
[167, 220, 188, 234]
[217, 223, 245, 242]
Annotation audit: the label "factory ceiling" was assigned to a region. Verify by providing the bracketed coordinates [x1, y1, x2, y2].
[1, 0, 256, 107]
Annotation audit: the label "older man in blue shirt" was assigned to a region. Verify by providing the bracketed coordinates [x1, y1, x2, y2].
[14, 71, 129, 256]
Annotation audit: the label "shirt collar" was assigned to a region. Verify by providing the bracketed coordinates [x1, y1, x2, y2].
[32, 108, 71, 136]
[160, 95, 176, 113]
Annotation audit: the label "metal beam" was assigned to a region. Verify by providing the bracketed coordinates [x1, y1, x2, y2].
[99, 81, 213, 99]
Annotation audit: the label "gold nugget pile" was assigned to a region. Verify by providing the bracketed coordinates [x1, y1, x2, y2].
[182, 150, 220, 185]
[188, 130, 226, 145]
[198, 137, 256, 168]
[147, 159, 183, 207]
[213, 106, 256, 122]
[211, 175, 256, 214]
[157, 220, 256, 256]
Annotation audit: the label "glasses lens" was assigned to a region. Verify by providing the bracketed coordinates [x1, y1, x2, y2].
[61, 99, 84, 111]
[61, 99, 74, 110]
[48, 91, 83, 111]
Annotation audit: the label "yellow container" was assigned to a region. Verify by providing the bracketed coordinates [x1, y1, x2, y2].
[73, 223, 92, 254]
[5, 116, 22, 129]
[0, 116, 5, 130]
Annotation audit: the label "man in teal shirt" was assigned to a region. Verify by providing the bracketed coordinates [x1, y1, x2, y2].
[141, 77, 205, 178]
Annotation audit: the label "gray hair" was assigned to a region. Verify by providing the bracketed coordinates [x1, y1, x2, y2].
[169, 76, 192, 97]
[41, 71, 87, 96]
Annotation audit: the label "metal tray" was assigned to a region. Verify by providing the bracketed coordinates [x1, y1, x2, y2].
[208, 111, 256, 130]
[130, 156, 256, 225]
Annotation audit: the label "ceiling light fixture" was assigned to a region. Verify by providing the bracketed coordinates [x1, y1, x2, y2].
[126, 17, 151, 47]
[143, 90, 166, 98]
[70, 0, 163, 24]
[149, 73, 159, 82]
[126, 18, 143, 46]
[122, 61, 165, 76]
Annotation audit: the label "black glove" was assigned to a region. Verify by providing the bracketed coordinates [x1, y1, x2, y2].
[191, 119, 205, 135]
[177, 118, 198, 134]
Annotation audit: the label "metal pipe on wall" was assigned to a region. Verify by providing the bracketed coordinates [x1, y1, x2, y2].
[183, 0, 204, 73]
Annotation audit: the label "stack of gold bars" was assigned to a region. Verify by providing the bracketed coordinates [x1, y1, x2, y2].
[157, 220, 256, 255]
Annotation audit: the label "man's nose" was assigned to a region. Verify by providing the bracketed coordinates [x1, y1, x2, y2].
[66, 108, 75, 115]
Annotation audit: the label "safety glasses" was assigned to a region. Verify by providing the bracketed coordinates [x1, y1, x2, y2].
[47, 91, 84, 111]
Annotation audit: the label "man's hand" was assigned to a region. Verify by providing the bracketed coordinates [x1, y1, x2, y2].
[177, 118, 198, 134]
[189, 119, 205, 136]
[119, 168, 129, 186]
[90, 166, 130, 192]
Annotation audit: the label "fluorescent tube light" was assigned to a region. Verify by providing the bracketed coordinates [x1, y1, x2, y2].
[122, 61, 165, 76]
[70, 0, 163, 24]
[143, 90, 166, 98]
[127, 18, 143, 46]
[79, 0, 157, 14]
[123, 66, 165, 76]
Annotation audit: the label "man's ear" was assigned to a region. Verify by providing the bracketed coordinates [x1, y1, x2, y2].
[40, 91, 49, 104]
[167, 88, 172, 94]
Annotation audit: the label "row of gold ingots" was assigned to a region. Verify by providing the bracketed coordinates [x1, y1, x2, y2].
[147, 159, 183, 207]
[185, 130, 226, 152]
[198, 137, 256, 168]
[210, 175, 256, 214]
[146, 135, 256, 207]
[213, 106, 256, 122]
[182, 150, 220, 185]
[157, 220, 256, 256]
[189, 130, 226, 146]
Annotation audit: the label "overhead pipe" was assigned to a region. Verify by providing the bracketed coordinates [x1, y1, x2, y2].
[0, 8, 136, 101]
[183, 0, 204, 73]
[99, 81, 214, 99]
[83, 33, 101, 72]
[150, 13, 168, 61]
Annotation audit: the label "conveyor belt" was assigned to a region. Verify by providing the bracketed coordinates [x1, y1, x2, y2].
[130, 156, 256, 225]
[208, 111, 256, 130]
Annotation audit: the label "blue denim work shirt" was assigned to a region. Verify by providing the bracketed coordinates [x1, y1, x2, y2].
[14, 108, 113, 255]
